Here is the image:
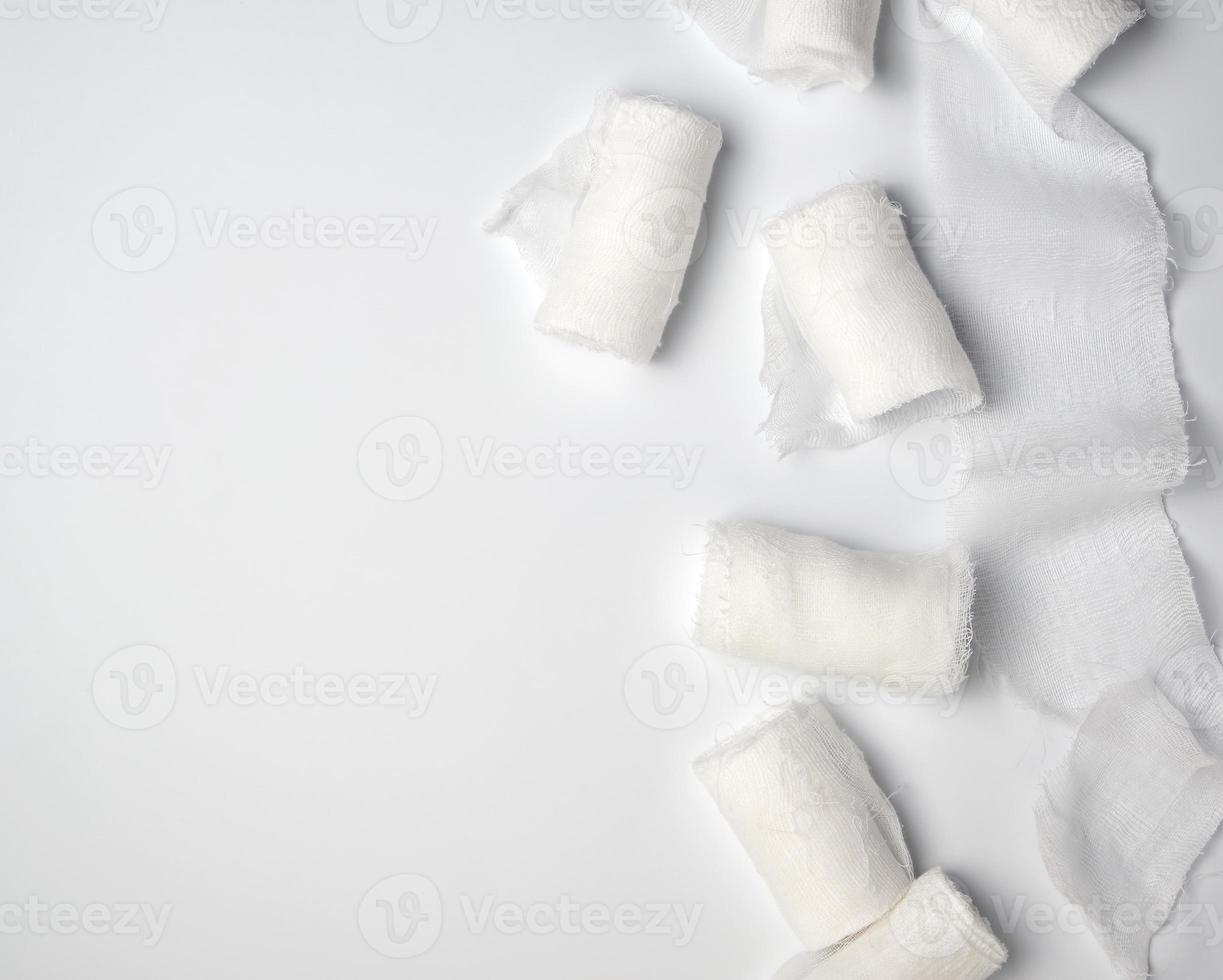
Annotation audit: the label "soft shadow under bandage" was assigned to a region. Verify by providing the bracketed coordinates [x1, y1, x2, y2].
[760, 182, 982, 452]
[695, 522, 975, 691]
[487, 92, 722, 363]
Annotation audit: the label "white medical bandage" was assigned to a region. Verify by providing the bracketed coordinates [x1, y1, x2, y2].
[678, 0, 882, 91]
[487, 92, 722, 363]
[760, 183, 982, 452]
[694, 702, 913, 949]
[695, 522, 974, 691]
[796, 869, 1009, 980]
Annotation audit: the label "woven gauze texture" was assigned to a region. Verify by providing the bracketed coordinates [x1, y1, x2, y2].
[760, 182, 982, 452]
[693, 702, 913, 950]
[487, 91, 722, 362]
[918, 2, 1220, 975]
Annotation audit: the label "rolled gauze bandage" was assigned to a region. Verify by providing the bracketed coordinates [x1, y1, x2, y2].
[486, 92, 722, 363]
[679, 0, 880, 91]
[956, 0, 1141, 90]
[694, 702, 913, 949]
[760, 182, 982, 451]
[696, 522, 974, 690]
[795, 869, 1008, 979]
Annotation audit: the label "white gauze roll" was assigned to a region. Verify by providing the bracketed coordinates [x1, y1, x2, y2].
[486, 92, 722, 363]
[951, 0, 1142, 90]
[694, 702, 913, 949]
[793, 869, 1008, 980]
[676, 0, 881, 91]
[761, 182, 982, 452]
[695, 522, 974, 690]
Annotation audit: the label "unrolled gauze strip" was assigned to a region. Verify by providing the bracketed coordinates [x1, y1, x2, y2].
[693, 701, 913, 949]
[676, 0, 881, 91]
[761, 182, 982, 452]
[486, 91, 722, 363]
[793, 869, 1008, 980]
[695, 522, 974, 690]
[1037, 655, 1223, 980]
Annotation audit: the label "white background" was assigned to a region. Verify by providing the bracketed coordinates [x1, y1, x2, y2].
[1, 1, 1221, 978]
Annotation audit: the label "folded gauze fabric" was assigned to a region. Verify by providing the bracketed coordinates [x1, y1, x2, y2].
[693, 702, 913, 949]
[950, 0, 1142, 90]
[676, 0, 881, 91]
[695, 522, 974, 690]
[760, 182, 982, 452]
[792, 869, 1008, 980]
[486, 92, 722, 363]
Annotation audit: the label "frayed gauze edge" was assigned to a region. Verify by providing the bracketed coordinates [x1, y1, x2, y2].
[486, 91, 722, 363]
[919, 0, 1221, 974]
[695, 522, 975, 693]
[759, 182, 983, 453]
